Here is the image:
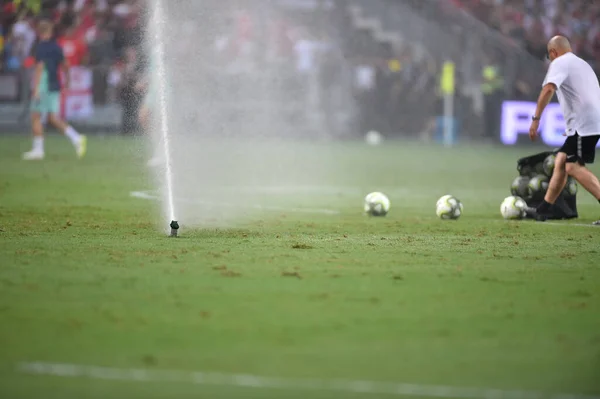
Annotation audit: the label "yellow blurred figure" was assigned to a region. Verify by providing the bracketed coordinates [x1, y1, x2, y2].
[388, 59, 401, 73]
[13, 0, 41, 14]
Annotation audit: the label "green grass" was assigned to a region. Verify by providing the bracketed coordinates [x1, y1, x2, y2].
[1, 135, 599, 399]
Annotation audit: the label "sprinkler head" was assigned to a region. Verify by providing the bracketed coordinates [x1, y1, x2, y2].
[170, 220, 179, 237]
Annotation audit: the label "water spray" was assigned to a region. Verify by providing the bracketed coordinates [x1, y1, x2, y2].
[149, 0, 177, 236]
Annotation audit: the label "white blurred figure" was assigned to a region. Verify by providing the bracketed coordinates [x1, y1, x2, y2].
[292, 28, 331, 127]
[12, 13, 36, 62]
[365, 130, 383, 146]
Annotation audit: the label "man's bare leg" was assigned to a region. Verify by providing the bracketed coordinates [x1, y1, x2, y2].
[48, 113, 87, 159]
[566, 161, 600, 225]
[534, 152, 568, 218]
[566, 162, 600, 200]
[544, 152, 568, 204]
[23, 112, 45, 160]
[140, 105, 162, 167]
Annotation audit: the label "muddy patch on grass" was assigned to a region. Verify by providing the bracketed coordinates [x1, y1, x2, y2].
[292, 243, 313, 250]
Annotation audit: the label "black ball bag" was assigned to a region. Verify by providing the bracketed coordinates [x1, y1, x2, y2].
[516, 151, 578, 219]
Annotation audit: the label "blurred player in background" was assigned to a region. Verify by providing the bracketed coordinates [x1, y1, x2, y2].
[137, 55, 163, 167]
[529, 35, 600, 225]
[23, 18, 87, 161]
[137, 15, 195, 167]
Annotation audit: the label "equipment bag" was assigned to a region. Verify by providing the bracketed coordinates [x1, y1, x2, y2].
[515, 151, 578, 219]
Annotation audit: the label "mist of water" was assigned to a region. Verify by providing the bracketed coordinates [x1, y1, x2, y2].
[144, 0, 351, 231]
[148, 0, 176, 225]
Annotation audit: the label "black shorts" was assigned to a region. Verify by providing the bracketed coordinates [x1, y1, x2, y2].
[558, 133, 600, 165]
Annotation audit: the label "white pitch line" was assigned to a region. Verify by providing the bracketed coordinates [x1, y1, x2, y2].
[543, 221, 599, 228]
[130, 191, 340, 215]
[17, 362, 599, 399]
[494, 219, 599, 229]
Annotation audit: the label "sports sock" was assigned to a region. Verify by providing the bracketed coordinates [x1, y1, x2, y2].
[33, 137, 44, 152]
[65, 126, 81, 145]
[537, 200, 552, 213]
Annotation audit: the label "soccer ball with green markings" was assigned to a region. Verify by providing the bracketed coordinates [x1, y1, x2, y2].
[500, 195, 527, 220]
[543, 154, 556, 177]
[364, 192, 390, 216]
[511, 176, 530, 199]
[565, 177, 578, 197]
[436, 195, 463, 220]
[527, 175, 549, 200]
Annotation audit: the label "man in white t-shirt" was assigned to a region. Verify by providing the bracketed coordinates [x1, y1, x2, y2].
[528, 35, 600, 225]
[12, 16, 36, 61]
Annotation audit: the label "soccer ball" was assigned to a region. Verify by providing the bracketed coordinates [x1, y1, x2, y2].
[500, 195, 527, 220]
[364, 192, 390, 216]
[527, 175, 549, 200]
[543, 154, 556, 177]
[436, 195, 463, 220]
[565, 177, 578, 197]
[534, 162, 545, 176]
[510, 176, 530, 199]
[518, 164, 533, 177]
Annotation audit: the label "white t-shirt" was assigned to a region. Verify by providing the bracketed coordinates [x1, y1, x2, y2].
[355, 65, 375, 90]
[294, 39, 317, 73]
[543, 52, 600, 137]
[12, 21, 36, 58]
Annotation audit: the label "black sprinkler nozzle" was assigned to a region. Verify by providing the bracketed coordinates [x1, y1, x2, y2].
[170, 220, 179, 237]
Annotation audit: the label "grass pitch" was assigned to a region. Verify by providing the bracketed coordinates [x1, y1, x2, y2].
[0, 135, 599, 399]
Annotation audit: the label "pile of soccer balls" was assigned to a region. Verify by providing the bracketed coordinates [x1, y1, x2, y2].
[501, 153, 578, 220]
[364, 192, 464, 220]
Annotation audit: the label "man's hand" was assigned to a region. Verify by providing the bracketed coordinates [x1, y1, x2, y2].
[529, 119, 540, 141]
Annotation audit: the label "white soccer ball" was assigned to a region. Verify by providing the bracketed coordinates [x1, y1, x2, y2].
[365, 130, 383, 146]
[500, 195, 527, 220]
[364, 192, 390, 216]
[436, 195, 463, 220]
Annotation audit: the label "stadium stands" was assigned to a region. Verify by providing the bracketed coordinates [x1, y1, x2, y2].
[452, 0, 600, 75]
[2, 0, 597, 139]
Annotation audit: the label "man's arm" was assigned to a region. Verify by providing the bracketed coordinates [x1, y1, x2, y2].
[533, 83, 556, 119]
[32, 61, 44, 99]
[61, 58, 71, 89]
[529, 83, 556, 141]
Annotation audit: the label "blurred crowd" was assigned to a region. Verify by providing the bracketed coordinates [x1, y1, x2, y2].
[452, 0, 600, 71]
[3, 0, 598, 139]
[0, 0, 143, 71]
[0, 0, 448, 137]
[359, 0, 600, 140]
